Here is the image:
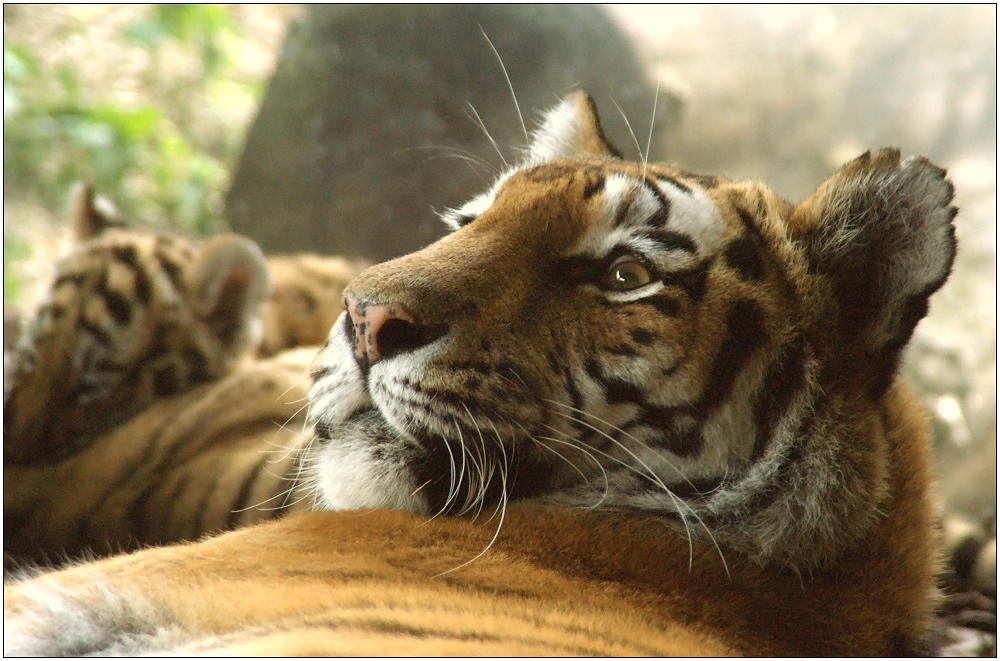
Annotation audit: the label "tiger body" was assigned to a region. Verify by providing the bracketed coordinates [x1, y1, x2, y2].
[5, 91, 958, 655]
[4, 348, 315, 562]
[3, 188, 325, 562]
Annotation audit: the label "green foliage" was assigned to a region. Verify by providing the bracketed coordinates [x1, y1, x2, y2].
[3, 230, 31, 302]
[3, 5, 261, 243]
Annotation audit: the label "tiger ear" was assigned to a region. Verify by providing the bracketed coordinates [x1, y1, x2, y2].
[528, 90, 623, 162]
[72, 182, 124, 241]
[187, 235, 271, 349]
[791, 149, 957, 394]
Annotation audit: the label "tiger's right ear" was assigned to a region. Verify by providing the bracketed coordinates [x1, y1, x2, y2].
[187, 235, 271, 350]
[72, 182, 124, 241]
[528, 90, 623, 162]
[790, 149, 957, 397]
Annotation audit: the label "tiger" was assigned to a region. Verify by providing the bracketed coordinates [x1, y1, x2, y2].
[5, 91, 959, 655]
[3, 186, 318, 563]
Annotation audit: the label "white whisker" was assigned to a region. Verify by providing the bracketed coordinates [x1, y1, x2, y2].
[480, 27, 528, 146]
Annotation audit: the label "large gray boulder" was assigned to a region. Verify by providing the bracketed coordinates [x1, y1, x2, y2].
[225, 5, 676, 261]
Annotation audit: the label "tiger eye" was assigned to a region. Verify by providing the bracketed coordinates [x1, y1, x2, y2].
[608, 260, 652, 291]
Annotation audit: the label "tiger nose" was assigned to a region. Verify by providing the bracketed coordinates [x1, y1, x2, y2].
[344, 292, 446, 365]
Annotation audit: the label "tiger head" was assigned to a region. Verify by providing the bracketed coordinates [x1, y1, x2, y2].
[3, 186, 270, 466]
[306, 90, 956, 570]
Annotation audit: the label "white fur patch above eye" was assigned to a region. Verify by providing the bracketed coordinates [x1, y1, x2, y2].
[652, 180, 726, 260]
[569, 174, 723, 274]
[439, 189, 497, 231]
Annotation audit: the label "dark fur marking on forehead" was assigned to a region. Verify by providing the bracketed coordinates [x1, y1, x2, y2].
[182, 347, 212, 382]
[655, 174, 692, 194]
[643, 177, 669, 207]
[582, 174, 606, 200]
[644, 229, 698, 255]
[677, 170, 721, 189]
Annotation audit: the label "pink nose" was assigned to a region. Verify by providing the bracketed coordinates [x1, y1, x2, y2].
[344, 292, 416, 364]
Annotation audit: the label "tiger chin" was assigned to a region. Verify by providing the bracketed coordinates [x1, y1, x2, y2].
[4, 91, 955, 656]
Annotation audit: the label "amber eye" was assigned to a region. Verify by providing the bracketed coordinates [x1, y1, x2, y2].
[607, 258, 653, 291]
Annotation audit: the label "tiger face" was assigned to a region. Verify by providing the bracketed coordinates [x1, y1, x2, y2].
[307, 91, 957, 569]
[3, 187, 270, 466]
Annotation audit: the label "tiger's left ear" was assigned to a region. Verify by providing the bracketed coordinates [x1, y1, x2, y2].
[528, 90, 623, 162]
[791, 149, 957, 395]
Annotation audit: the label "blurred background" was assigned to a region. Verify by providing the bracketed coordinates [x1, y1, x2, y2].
[3, 5, 995, 531]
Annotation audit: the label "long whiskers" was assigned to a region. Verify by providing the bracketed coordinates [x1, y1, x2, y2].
[480, 27, 528, 146]
[609, 94, 645, 166]
[465, 102, 509, 169]
[544, 400, 730, 577]
[643, 76, 660, 180]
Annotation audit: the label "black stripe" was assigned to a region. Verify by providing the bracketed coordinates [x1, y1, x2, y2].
[643, 177, 669, 207]
[73, 421, 174, 544]
[227, 455, 271, 530]
[190, 468, 222, 539]
[642, 295, 681, 317]
[79, 317, 112, 347]
[655, 174, 692, 194]
[645, 229, 697, 254]
[156, 253, 184, 290]
[667, 475, 723, 499]
[723, 236, 766, 282]
[663, 260, 710, 303]
[110, 245, 139, 269]
[750, 338, 808, 461]
[637, 407, 704, 457]
[698, 299, 768, 409]
[563, 365, 586, 431]
[99, 269, 133, 326]
[152, 365, 181, 396]
[699, 423, 808, 526]
[607, 343, 638, 357]
[54, 272, 87, 288]
[630, 328, 655, 345]
[582, 174, 605, 200]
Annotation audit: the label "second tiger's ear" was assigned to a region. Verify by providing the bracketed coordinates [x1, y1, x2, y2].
[187, 235, 271, 349]
[72, 182, 124, 241]
[528, 90, 623, 162]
